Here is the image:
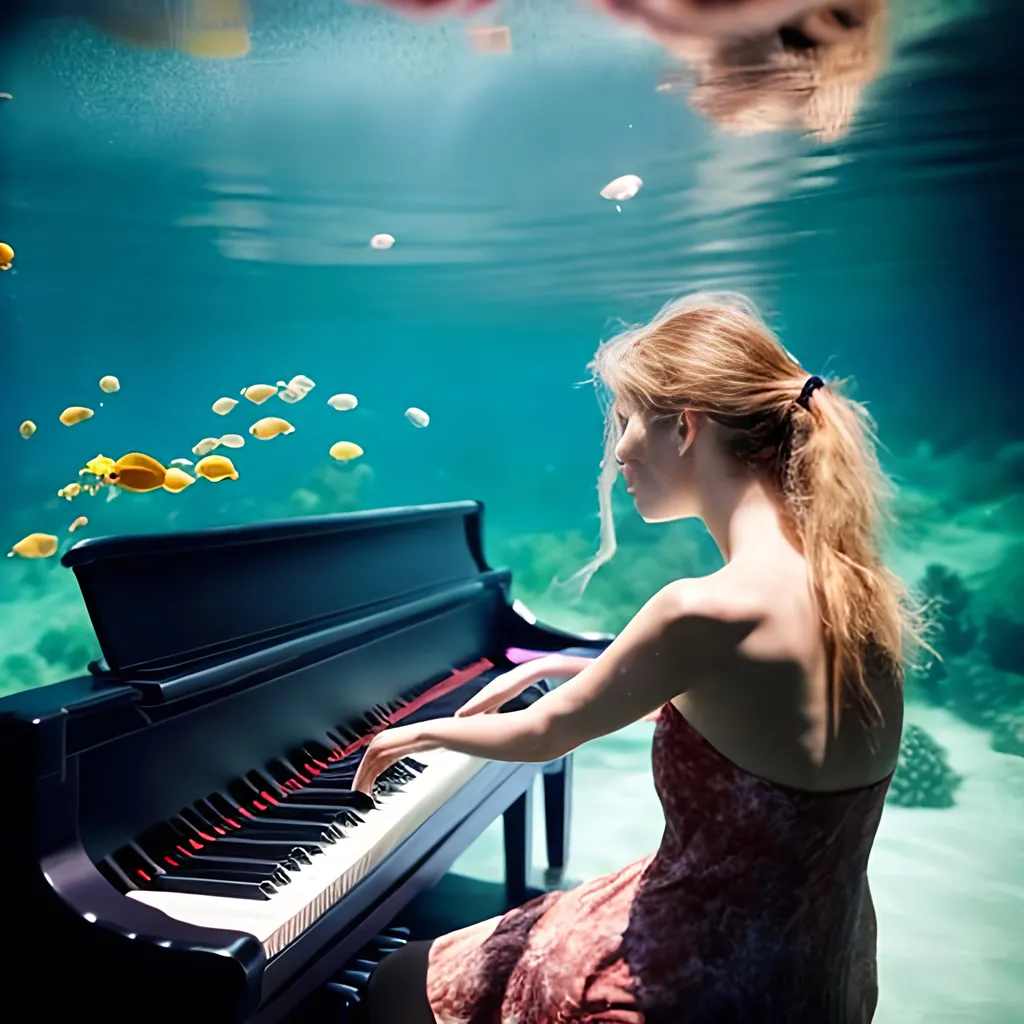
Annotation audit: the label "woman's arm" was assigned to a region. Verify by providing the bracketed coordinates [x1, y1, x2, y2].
[426, 584, 705, 761]
[454, 653, 594, 718]
[353, 582, 756, 792]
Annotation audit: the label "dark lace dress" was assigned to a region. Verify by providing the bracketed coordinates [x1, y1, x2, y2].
[426, 701, 892, 1024]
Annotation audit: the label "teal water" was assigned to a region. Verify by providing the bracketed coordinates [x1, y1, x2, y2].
[1, 1, 1022, 1019]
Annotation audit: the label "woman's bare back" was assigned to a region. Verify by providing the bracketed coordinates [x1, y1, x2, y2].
[672, 548, 903, 792]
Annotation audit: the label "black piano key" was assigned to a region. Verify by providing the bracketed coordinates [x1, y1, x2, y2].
[255, 802, 352, 826]
[304, 738, 336, 761]
[245, 768, 287, 798]
[308, 768, 357, 787]
[227, 819, 338, 845]
[193, 798, 244, 834]
[339, 967, 372, 986]
[176, 853, 290, 876]
[180, 805, 231, 838]
[227, 776, 267, 809]
[276, 803, 364, 829]
[382, 762, 415, 783]
[100, 854, 139, 891]
[266, 757, 311, 787]
[201, 854, 300, 883]
[138, 821, 190, 857]
[198, 838, 322, 861]
[153, 874, 274, 900]
[110, 844, 165, 886]
[330, 723, 361, 744]
[164, 862, 282, 884]
[170, 814, 219, 846]
[323, 982, 361, 1007]
[273, 788, 372, 814]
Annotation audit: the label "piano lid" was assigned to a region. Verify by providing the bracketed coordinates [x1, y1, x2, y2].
[61, 501, 492, 680]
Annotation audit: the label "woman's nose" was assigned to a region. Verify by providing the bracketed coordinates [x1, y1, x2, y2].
[614, 435, 633, 465]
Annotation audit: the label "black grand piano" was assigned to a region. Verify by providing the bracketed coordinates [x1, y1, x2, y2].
[1, 501, 611, 1020]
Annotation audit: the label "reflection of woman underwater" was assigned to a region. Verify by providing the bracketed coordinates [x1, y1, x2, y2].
[351, 293, 917, 1023]
[3, 0, 883, 139]
[376, 0, 886, 138]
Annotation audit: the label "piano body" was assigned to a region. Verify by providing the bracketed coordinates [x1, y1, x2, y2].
[1, 501, 611, 1020]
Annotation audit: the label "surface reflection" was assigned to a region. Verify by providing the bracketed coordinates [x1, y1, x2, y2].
[652, 0, 885, 138]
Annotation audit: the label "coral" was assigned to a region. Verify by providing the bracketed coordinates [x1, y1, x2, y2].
[920, 564, 977, 657]
[937, 655, 1024, 728]
[910, 652, 1024, 729]
[913, 564, 978, 705]
[0, 652, 42, 694]
[36, 627, 71, 665]
[304, 463, 374, 514]
[35, 619, 99, 675]
[983, 613, 1024, 677]
[886, 724, 962, 809]
[989, 708, 1024, 758]
[289, 488, 321, 514]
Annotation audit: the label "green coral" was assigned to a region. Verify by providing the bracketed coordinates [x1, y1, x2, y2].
[983, 613, 1024, 677]
[914, 565, 978, 704]
[886, 724, 962, 809]
[990, 708, 1024, 758]
[35, 620, 98, 675]
[931, 655, 1024, 728]
[0, 653, 42, 694]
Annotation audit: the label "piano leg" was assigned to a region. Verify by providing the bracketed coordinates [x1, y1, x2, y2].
[542, 754, 572, 885]
[502, 784, 534, 907]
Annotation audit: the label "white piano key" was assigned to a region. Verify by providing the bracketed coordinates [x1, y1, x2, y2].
[127, 748, 486, 956]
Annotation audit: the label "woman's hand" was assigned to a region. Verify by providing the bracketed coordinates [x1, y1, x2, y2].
[455, 655, 590, 719]
[352, 723, 435, 796]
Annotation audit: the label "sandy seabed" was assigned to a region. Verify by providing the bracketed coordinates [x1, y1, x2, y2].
[453, 705, 1024, 1023]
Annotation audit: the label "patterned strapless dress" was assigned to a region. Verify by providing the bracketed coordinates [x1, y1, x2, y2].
[426, 701, 892, 1024]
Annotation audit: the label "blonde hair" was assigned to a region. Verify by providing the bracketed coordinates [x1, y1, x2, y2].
[660, 0, 886, 140]
[570, 292, 917, 729]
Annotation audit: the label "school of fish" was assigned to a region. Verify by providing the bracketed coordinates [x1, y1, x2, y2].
[9, 369, 432, 558]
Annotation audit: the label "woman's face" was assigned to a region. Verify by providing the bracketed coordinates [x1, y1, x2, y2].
[613, 402, 696, 523]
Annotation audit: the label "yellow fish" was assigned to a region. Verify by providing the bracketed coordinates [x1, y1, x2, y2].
[108, 452, 167, 492]
[9, 533, 58, 559]
[60, 406, 94, 426]
[195, 454, 238, 482]
[249, 417, 294, 440]
[162, 467, 195, 493]
[0, 241, 12, 271]
[81, 454, 116, 478]
[329, 441, 364, 462]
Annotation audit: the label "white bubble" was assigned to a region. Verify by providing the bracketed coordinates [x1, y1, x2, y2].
[370, 233, 395, 250]
[600, 174, 642, 202]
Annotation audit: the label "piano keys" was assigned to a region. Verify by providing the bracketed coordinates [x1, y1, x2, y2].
[1, 501, 611, 1021]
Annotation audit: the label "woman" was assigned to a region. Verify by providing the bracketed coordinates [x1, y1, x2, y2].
[352, 292, 917, 1023]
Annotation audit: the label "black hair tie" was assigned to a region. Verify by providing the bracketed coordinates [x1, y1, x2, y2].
[795, 375, 825, 410]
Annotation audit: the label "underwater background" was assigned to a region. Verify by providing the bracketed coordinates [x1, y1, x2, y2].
[1, 0, 1022, 1019]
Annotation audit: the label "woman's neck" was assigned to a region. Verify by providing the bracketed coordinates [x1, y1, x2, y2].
[698, 470, 790, 564]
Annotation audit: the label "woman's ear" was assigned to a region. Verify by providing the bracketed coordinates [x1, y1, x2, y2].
[677, 409, 703, 457]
